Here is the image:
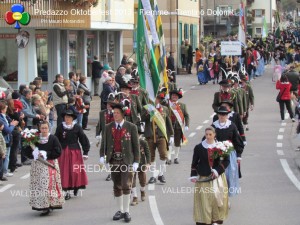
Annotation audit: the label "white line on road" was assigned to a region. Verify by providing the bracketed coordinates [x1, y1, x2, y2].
[279, 128, 285, 133]
[277, 135, 283, 140]
[203, 120, 209, 124]
[149, 195, 164, 225]
[210, 113, 216, 118]
[20, 173, 30, 180]
[285, 113, 289, 119]
[188, 132, 196, 138]
[276, 143, 283, 148]
[148, 184, 155, 191]
[281, 123, 287, 127]
[277, 150, 284, 156]
[280, 159, 300, 191]
[0, 184, 15, 193]
[191, 86, 195, 89]
[196, 126, 203, 130]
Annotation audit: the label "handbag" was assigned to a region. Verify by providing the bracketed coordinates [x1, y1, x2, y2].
[276, 87, 286, 102]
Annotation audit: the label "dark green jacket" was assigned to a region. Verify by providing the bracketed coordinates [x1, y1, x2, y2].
[139, 137, 151, 166]
[141, 105, 174, 139]
[100, 121, 140, 165]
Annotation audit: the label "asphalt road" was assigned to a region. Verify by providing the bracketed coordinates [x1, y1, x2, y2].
[1, 67, 300, 225]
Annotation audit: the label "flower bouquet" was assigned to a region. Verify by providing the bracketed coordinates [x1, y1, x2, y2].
[208, 141, 234, 167]
[21, 128, 56, 169]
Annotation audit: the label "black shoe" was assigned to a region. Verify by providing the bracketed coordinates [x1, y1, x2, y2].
[124, 212, 131, 223]
[0, 177, 8, 181]
[174, 158, 179, 164]
[166, 160, 172, 165]
[245, 127, 249, 131]
[40, 209, 50, 216]
[22, 159, 32, 166]
[113, 211, 124, 220]
[16, 163, 23, 167]
[158, 175, 166, 183]
[83, 128, 91, 131]
[148, 177, 157, 184]
[65, 193, 71, 200]
[73, 188, 78, 196]
[105, 174, 112, 181]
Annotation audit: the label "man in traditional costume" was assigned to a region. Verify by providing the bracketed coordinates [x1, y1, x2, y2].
[141, 92, 174, 184]
[167, 89, 189, 164]
[100, 103, 140, 223]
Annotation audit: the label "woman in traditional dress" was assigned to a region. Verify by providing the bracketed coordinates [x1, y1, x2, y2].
[25, 121, 64, 216]
[197, 59, 208, 85]
[211, 106, 244, 198]
[55, 110, 90, 200]
[191, 126, 229, 225]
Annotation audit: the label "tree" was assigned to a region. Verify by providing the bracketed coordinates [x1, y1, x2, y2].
[280, 0, 298, 11]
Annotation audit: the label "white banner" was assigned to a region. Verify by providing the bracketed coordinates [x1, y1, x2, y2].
[221, 41, 242, 56]
[141, 0, 160, 45]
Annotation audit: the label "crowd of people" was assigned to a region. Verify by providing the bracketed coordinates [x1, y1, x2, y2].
[3, 27, 300, 224]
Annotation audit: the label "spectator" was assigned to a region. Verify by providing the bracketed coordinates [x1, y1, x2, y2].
[7, 99, 24, 173]
[180, 41, 186, 68]
[167, 51, 176, 83]
[100, 76, 114, 110]
[52, 74, 69, 127]
[75, 88, 87, 127]
[121, 54, 128, 66]
[116, 66, 126, 87]
[78, 76, 92, 130]
[276, 74, 295, 122]
[0, 121, 7, 181]
[92, 56, 103, 96]
[69, 72, 78, 96]
[0, 101, 19, 178]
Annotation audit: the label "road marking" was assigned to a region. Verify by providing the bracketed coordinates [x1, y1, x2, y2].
[279, 128, 285, 133]
[196, 126, 203, 130]
[188, 132, 196, 138]
[20, 173, 30, 180]
[0, 184, 15, 193]
[285, 113, 289, 119]
[277, 150, 284, 156]
[210, 113, 216, 118]
[280, 159, 300, 191]
[203, 120, 209, 124]
[277, 135, 283, 140]
[191, 86, 195, 89]
[149, 195, 164, 225]
[281, 122, 287, 127]
[148, 184, 155, 191]
[276, 143, 283, 148]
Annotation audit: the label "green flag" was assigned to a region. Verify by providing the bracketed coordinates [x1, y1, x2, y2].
[136, 0, 161, 102]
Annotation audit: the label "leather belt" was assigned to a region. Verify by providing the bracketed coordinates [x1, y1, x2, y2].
[112, 152, 123, 160]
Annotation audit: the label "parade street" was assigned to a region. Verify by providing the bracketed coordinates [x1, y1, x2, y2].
[1, 67, 300, 225]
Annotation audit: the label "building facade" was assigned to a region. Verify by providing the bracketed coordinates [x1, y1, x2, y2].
[247, 0, 277, 37]
[0, 0, 134, 92]
[123, 0, 200, 70]
[202, 0, 240, 37]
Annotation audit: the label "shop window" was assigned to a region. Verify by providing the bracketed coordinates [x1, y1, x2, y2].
[69, 31, 78, 73]
[36, 30, 48, 81]
[0, 34, 18, 82]
[87, 32, 96, 77]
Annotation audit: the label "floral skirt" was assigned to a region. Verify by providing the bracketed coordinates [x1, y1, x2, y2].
[193, 173, 228, 224]
[29, 159, 65, 211]
[58, 147, 88, 190]
[225, 150, 240, 197]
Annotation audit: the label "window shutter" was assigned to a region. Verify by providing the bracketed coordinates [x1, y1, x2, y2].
[262, 9, 265, 16]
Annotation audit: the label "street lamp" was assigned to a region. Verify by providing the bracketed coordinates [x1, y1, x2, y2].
[214, 0, 216, 38]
